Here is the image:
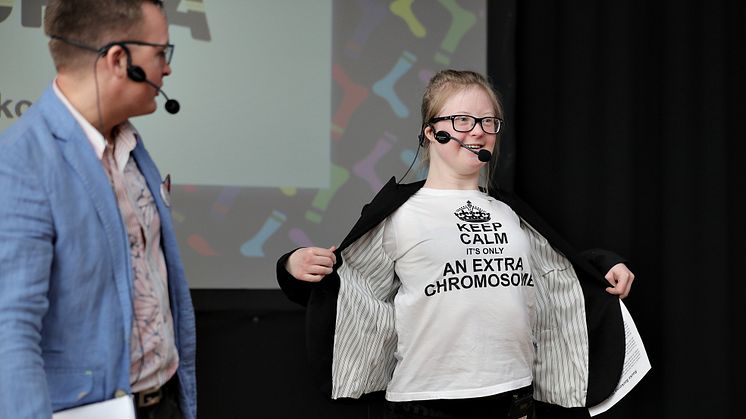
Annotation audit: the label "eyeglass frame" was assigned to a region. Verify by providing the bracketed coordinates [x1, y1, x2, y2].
[100, 40, 175, 65]
[49, 35, 175, 65]
[429, 114, 504, 134]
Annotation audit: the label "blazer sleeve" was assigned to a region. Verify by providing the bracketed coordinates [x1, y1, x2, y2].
[276, 248, 321, 307]
[578, 248, 629, 276]
[0, 145, 56, 419]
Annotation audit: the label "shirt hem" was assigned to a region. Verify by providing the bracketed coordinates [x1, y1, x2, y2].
[385, 376, 533, 402]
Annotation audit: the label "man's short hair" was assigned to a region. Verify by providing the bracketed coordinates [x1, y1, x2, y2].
[44, 0, 164, 71]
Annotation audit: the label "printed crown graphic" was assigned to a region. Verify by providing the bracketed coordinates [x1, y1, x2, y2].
[454, 200, 491, 223]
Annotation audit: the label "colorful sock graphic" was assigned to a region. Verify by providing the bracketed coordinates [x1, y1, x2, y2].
[400, 149, 417, 167]
[372, 51, 417, 118]
[171, 211, 186, 224]
[180, 185, 198, 193]
[332, 64, 370, 140]
[390, 0, 426, 38]
[289, 228, 315, 248]
[188, 234, 218, 256]
[210, 186, 240, 221]
[280, 187, 297, 197]
[353, 131, 398, 192]
[419, 68, 436, 84]
[400, 148, 427, 180]
[240, 210, 287, 257]
[305, 164, 350, 224]
[345, 0, 389, 58]
[434, 0, 476, 65]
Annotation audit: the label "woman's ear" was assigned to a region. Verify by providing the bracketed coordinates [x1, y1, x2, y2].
[421, 124, 434, 145]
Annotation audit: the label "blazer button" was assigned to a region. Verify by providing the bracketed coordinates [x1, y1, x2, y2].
[114, 389, 128, 398]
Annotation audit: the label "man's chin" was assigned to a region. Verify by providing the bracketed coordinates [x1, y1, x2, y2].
[131, 102, 158, 118]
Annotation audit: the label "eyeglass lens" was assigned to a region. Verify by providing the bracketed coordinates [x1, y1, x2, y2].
[452, 116, 501, 134]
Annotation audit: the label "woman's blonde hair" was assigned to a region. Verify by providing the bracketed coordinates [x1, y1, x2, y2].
[418, 69, 504, 193]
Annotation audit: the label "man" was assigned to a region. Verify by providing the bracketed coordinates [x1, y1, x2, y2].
[0, 1, 196, 418]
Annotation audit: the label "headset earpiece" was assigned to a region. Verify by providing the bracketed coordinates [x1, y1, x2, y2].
[50, 36, 178, 113]
[434, 130, 451, 144]
[419, 124, 438, 146]
[127, 65, 146, 83]
[117, 43, 146, 83]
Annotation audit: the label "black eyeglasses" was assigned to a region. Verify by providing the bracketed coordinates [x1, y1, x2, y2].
[429, 115, 503, 134]
[104, 40, 175, 64]
[50, 35, 175, 65]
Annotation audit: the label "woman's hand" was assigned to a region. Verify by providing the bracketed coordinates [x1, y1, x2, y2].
[286, 246, 337, 282]
[604, 263, 635, 299]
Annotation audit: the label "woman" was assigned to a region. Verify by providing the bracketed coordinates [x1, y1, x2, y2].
[276, 69, 634, 419]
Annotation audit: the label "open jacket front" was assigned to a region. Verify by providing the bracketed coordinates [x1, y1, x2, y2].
[277, 177, 626, 408]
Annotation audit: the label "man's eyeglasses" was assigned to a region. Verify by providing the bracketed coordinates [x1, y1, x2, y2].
[108, 40, 175, 64]
[50, 36, 175, 65]
[429, 115, 503, 134]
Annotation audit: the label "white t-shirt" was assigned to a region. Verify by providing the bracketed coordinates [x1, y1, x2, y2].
[382, 188, 535, 401]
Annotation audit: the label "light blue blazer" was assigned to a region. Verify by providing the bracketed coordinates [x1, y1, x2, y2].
[0, 85, 197, 419]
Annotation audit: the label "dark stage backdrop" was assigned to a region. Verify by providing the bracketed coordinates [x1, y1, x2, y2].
[503, 0, 743, 418]
[194, 0, 743, 418]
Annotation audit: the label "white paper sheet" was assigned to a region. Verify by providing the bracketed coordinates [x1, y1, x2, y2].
[53, 395, 135, 419]
[588, 300, 651, 416]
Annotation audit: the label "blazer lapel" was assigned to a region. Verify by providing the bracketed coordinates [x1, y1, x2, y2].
[339, 177, 424, 250]
[131, 138, 174, 244]
[40, 86, 134, 332]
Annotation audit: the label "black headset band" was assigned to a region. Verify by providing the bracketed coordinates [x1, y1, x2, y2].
[49, 35, 130, 58]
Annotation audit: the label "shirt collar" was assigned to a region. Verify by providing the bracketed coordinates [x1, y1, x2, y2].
[52, 78, 139, 173]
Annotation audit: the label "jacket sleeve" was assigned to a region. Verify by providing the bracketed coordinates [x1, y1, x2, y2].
[0, 145, 55, 419]
[578, 248, 628, 276]
[276, 248, 322, 307]
[275, 187, 386, 307]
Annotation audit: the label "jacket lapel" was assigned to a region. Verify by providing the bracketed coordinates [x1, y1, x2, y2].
[40, 86, 134, 333]
[339, 177, 424, 250]
[131, 139, 171, 237]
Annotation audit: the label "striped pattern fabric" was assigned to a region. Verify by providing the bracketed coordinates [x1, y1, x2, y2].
[331, 218, 590, 408]
[522, 220, 588, 407]
[332, 222, 400, 398]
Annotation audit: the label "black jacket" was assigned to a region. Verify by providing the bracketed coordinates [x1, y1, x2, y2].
[277, 177, 626, 407]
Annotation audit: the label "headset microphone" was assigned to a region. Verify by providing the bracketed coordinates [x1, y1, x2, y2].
[124, 49, 180, 114]
[48, 35, 181, 115]
[141, 78, 180, 114]
[434, 131, 492, 162]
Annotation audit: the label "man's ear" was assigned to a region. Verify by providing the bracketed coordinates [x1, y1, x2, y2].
[102, 44, 128, 79]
